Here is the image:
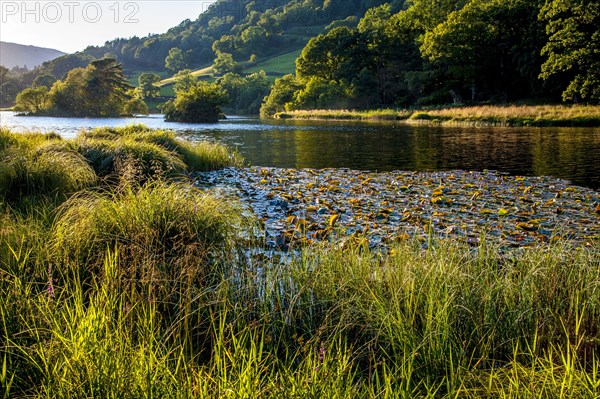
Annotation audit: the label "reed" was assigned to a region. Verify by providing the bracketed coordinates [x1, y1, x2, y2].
[275, 105, 600, 127]
[2, 205, 599, 397]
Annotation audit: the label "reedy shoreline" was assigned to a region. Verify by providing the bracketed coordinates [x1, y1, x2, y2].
[274, 105, 600, 127]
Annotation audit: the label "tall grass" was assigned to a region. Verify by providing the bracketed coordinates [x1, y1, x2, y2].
[275, 105, 600, 127]
[0, 130, 96, 204]
[2, 201, 600, 397]
[276, 108, 410, 121]
[53, 182, 250, 284]
[76, 125, 243, 183]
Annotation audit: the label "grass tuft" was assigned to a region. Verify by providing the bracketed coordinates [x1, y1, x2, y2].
[0, 131, 96, 203]
[52, 181, 251, 296]
[77, 125, 243, 181]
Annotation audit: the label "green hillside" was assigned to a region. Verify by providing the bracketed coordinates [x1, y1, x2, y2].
[245, 49, 302, 77]
[157, 48, 302, 88]
[29, 0, 399, 79]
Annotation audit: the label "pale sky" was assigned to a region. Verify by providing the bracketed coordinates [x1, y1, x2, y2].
[0, 0, 218, 53]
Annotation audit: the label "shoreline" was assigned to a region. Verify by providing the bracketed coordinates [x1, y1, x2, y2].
[274, 104, 600, 127]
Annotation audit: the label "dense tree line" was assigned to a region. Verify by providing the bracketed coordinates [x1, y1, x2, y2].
[262, 0, 600, 115]
[218, 71, 271, 114]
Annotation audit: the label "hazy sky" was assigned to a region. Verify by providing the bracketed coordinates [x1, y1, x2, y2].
[0, 0, 217, 53]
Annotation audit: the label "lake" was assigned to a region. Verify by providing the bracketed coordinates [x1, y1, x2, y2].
[2, 111, 599, 190]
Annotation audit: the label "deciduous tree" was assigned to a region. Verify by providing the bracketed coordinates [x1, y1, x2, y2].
[138, 72, 161, 99]
[539, 0, 600, 101]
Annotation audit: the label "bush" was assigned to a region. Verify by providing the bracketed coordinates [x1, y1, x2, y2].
[163, 81, 228, 123]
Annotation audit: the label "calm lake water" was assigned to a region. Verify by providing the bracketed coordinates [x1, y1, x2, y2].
[2, 111, 599, 190]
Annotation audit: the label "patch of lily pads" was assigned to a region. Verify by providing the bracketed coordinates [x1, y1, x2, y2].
[196, 167, 600, 250]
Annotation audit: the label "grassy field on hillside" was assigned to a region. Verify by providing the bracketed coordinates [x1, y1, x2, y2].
[157, 48, 302, 89]
[245, 49, 302, 77]
[126, 70, 171, 87]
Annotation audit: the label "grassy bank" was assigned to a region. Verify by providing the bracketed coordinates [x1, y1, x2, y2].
[275, 105, 600, 127]
[2, 127, 600, 397]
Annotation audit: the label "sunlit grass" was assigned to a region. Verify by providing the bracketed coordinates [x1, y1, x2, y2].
[1, 127, 243, 203]
[276, 108, 410, 120]
[2, 225, 599, 397]
[411, 105, 600, 126]
[77, 125, 243, 180]
[0, 129, 96, 204]
[275, 105, 600, 126]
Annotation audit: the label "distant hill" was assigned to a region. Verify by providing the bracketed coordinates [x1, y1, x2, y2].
[0, 41, 65, 69]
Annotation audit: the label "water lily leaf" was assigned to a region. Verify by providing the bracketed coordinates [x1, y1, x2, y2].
[329, 214, 340, 227]
[432, 188, 444, 197]
[498, 208, 509, 216]
[516, 222, 537, 231]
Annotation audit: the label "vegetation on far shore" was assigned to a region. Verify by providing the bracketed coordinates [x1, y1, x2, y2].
[13, 58, 148, 118]
[260, 0, 600, 117]
[2, 126, 600, 397]
[275, 105, 600, 127]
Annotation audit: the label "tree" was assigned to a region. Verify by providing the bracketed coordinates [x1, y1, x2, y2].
[48, 68, 88, 116]
[163, 81, 228, 123]
[296, 27, 364, 82]
[421, 0, 546, 102]
[122, 97, 149, 115]
[0, 66, 8, 82]
[218, 70, 271, 114]
[239, 26, 268, 56]
[288, 77, 352, 110]
[539, 0, 600, 101]
[48, 58, 137, 117]
[83, 58, 134, 116]
[0, 80, 22, 105]
[173, 69, 197, 94]
[260, 74, 304, 117]
[14, 86, 50, 114]
[212, 51, 241, 75]
[32, 74, 57, 89]
[137, 72, 161, 99]
[165, 47, 188, 73]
